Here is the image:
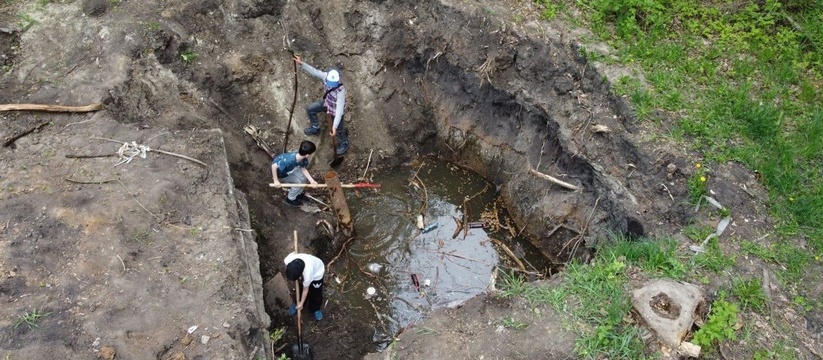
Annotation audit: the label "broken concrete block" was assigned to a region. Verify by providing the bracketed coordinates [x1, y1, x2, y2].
[632, 279, 704, 347]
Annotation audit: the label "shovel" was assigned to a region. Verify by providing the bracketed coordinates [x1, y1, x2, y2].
[327, 115, 344, 168]
[291, 230, 312, 360]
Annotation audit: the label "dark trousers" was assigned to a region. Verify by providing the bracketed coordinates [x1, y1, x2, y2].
[306, 100, 349, 147]
[299, 279, 324, 313]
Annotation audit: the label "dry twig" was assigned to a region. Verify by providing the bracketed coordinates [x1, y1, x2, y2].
[529, 168, 580, 191]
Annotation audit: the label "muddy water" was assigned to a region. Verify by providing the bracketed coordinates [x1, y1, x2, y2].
[328, 158, 550, 348]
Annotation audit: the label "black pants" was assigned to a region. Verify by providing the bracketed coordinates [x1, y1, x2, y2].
[299, 279, 324, 313]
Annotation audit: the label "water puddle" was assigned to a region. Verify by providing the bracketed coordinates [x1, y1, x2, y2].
[327, 158, 551, 348]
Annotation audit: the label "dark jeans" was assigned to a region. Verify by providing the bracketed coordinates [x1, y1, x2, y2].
[298, 278, 324, 313]
[306, 100, 349, 147]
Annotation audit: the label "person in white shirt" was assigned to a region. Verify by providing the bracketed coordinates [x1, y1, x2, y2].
[284, 252, 326, 321]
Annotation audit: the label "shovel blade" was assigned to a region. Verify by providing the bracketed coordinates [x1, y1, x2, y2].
[329, 155, 344, 168]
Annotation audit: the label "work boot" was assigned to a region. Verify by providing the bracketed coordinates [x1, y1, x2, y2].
[314, 310, 323, 321]
[336, 142, 349, 155]
[296, 193, 309, 202]
[284, 197, 303, 207]
[303, 126, 320, 136]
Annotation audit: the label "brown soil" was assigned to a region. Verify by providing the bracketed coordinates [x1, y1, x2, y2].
[1, 0, 820, 359]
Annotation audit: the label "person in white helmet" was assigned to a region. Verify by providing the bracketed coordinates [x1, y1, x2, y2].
[293, 55, 349, 155]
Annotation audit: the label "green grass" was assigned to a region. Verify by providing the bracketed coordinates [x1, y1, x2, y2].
[180, 49, 197, 64]
[545, 0, 823, 260]
[500, 316, 528, 330]
[740, 240, 811, 283]
[14, 309, 50, 329]
[692, 237, 736, 273]
[730, 277, 767, 312]
[514, 235, 688, 358]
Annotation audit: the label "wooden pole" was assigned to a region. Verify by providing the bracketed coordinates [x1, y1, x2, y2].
[0, 103, 103, 112]
[324, 171, 355, 247]
[293, 230, 303, 354]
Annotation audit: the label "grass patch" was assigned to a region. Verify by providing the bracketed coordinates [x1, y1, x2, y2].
[500, 316, 528, 330]
[551, 235, 687, 358]
[180, 48, 197, 64]
[14, 309, 50, 329]
[544, 0, 823, 257]
[730, 277, 767, 312]
[740, 240, 811, 283]
[606, 236, 688, 278]
[692, 237, 736, 273]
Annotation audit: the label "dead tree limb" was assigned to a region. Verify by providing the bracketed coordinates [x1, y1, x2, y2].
[3, 121, 50, 147]
[529, 168, 580, 191]
[491, 238, 527, 273]
[65, 153, 116, 159]
[64, 177, 118, 184]
[0, 103, 103, 112]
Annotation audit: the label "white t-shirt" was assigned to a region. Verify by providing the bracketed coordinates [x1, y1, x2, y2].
[284, 253, 325, 287]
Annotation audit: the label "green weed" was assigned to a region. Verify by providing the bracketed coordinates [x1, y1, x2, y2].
[731, 277, 767, 312]
[15, 309, 50, 329]
[145, 20, 160, 32]
[497, 269, 528, 298]
[413, 326, 438, 335]
[180, 49, 197, 63]
[752, 339, 796, 360]
[692, 237, 736, 273]
[500, 316, 528, 330]
[691, 297, 739, 348]
[687, 163, 708, 204]
[268, 327, 285, 343]
[604, 236, 687, 279]
[18, 13, 38, 31]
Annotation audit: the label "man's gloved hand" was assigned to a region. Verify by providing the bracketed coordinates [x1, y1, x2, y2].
[288, 304, 297, 317]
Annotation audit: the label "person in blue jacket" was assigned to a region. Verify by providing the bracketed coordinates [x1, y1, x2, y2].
[271, 140, 318, 207]
[293, 55, 349, 155]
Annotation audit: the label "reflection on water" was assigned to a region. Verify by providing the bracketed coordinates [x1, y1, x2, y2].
[328, 158, 548, 348]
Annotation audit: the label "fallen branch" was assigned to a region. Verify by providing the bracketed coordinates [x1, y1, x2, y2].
[64, 177, 118, 184]
[413, 174, 429, 217]
[0, 103, 103, 112]
[490, 238, 526, 273]
[529, 168, 580, 191]
[65, 153, 116, 159]
[361, 149, 374, 180]
[3, 120, 50, 147]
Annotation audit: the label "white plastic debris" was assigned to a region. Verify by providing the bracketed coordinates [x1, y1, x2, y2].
[367, 263, 383, 274]
[187, 325, 198, 334]
[423, 279, 431, 287]
[366, 287, 376, 296]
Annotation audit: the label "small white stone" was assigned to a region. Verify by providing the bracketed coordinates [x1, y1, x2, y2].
[222, 322, 230, 328]
[200, 335, 210, 345]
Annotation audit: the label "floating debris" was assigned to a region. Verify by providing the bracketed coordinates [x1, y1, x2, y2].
[368, 263, 384, 274]
[422, 222, 439, 233]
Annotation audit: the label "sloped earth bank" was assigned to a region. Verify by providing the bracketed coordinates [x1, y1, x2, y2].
[1, 0, 819, 359]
